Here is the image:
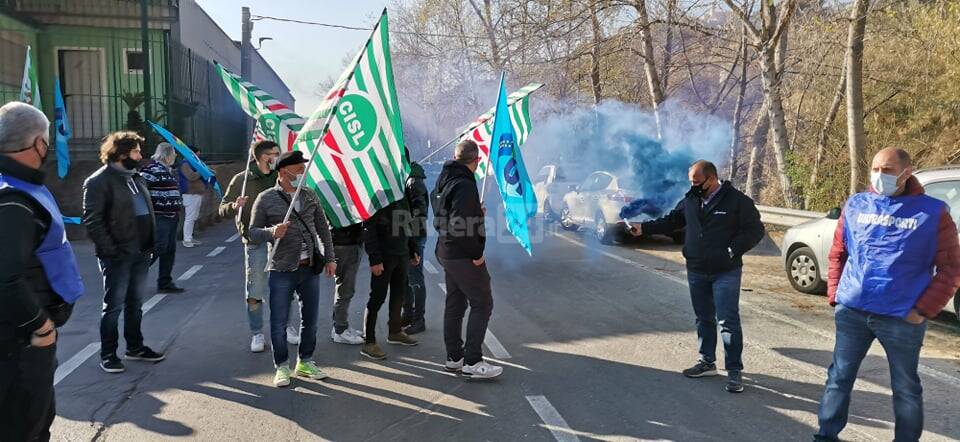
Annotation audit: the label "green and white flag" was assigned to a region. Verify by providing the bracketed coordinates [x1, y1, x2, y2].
[458, 83, 542, 179]
[19, 45, 41, 111]
[215, 62, 305, 151]
[292, 10, 408, 228]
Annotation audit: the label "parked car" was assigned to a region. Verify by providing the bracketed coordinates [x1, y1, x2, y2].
[533, 164, 576, 221]
[559, 170, 684, 245]
[782, 166, 960, 320]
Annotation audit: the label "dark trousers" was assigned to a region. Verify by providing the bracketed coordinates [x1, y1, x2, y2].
[0, 344, 57, 442]
[686, 267, 744, 371]
[440, 257, 493, 365]
[268, 267, 320, 366]
[98, 254, 150, 359]
[403, 239, 427, 322]
[365, 255, 408, 343]
[154, 214, 179, 288]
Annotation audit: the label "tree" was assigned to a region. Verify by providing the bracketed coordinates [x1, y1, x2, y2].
[845, 0, 870, 194]
[631, 0, 666, 137]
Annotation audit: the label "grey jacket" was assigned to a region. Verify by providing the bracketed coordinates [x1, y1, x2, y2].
[249, 185, 335, 272]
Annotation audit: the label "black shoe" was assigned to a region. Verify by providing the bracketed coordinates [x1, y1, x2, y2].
[400, 316, 413, 328]
[404, 319, 425, 335]
[157, 284, 185, 294]
[125, 346, 165, 362]
[100, 356, 125, 373]
[725, 370, 745, 393]
[682, 361, 718, 378]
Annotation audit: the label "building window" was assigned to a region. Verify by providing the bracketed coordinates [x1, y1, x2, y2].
[125, 48, 146, 74]
[0, 34, 27, 87]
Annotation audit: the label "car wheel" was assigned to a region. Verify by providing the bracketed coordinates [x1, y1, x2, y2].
[595, 212, 614, 245]
[669, 230, 684, 245]
[560, 205, 578, 231]
[786, 246, 827, 294]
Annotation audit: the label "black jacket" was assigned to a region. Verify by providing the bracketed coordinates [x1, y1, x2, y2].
[0, 156, 73, 355]
[406, 161, 429, 239]
[82, 164, 156, 258]
[362, 199, 417, 266]
[332, 223, 363, 246]
[642, 181, 764, 274]
[432, 161, 485, 260]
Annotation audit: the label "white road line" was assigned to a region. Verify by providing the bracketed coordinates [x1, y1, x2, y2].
[142, 294, 167, 313]
[424, 260, 440, 275]
[438, 283, 446, 293]
[550, 231, 960, 389]
[484, 330, 511, 359]
[54, 343, 100, 386]
[526, 395, 581, 442]
[225, 233, 240, 243]
[207, 246, 226, 257]
[177, 265, 203, 281]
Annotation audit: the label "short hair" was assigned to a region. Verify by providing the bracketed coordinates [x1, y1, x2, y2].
[99, 131, 144, 164]
[690, 160, 718, 178]
[151, 142, 176, 162]
[892, 148, 912, 168]
[0, 102, 49, 153]
[252, 140, 279, 160]
[455, 139, 479, 164]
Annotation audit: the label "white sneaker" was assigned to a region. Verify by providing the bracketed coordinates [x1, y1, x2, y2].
[182, 240, 196, 248]
[444, 358, 464, 372]
[331, 328, 364, 345]
[286, 326, 301, 345]
[461, 360, 503, 379]
[192, 239, 203, 245]
[346, 328, 365, 340]
[250, 333, 265, 353]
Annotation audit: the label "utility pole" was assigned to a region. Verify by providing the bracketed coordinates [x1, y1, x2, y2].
[140, 0, 152, 131]
[241, 6, 253, 144]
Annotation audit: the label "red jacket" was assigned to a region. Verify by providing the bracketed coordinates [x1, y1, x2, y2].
[827, 176, 960, 317]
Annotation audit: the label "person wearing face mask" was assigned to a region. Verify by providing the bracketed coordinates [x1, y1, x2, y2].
[249, 150, 337, 388]
[139, 143, 184, 294]
[0, 102, 84, 441]
[83, 131, 166, 374]
[814, 148, 960, 442]
[629, 160, 764, 393]
[220, 140, 303, 353]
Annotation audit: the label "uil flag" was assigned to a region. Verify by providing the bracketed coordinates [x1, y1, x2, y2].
[19, 45, 41, 111]
[489, 73, 538, 255]
[215, 62, 305, 151]
[147, 121, 222, 198]
[54, 78, 71, 179]
[459, 83, 542, 180]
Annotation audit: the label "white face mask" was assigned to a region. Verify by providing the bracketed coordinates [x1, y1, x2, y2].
[287, 171, 304, 188]
[267, 157, 279, 170]
[871, 171, 903, 196]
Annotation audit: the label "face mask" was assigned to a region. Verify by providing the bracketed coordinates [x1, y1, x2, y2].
[268, 157, 279, 170]
[121, 157, 140, 170]
[691, 179, 711, 197]
[34, 140, 49, 166]
[287, 171, 304, 188]
[871, 171, 903, 196]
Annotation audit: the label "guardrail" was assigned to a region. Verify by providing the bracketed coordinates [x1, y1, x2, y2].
[756, 205, 825, 227]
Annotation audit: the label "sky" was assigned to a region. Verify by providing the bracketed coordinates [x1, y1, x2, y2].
[195, 0, 389, 114]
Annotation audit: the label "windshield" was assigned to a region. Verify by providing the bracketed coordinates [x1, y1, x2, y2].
[923, 180, 960, 232]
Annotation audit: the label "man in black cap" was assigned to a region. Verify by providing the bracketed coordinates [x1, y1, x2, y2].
[249, 151, 336, 388]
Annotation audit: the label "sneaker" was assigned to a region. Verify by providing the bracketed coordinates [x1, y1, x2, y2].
[182, 240, 196, 248]
[444, 358, 464, 372]
[404, 319, 426, 335]
[461, 360, 503, 379]
[274, 366, 292, 387]
[726, 370, 745, 393]
[100, 356, 125, 373]
[345, 328, 365, 340]
[401, 316, 413, 328]
[157, 284, 185, 294]
[682, 361, 718, 378]
[125, 347, 165, 362]
[250, 333, 266, 353]
[295, 360, 329, 380]
[286, 326, 301, 345]
[332, 328, 364, 345]
[361, 343, 387, 360]
[386, 332, 418, 346]
[191, 239, 203, 246]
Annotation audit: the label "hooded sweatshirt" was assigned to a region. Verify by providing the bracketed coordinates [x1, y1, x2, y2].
[432, 160, 485, 260]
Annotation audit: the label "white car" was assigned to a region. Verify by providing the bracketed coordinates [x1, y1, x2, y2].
[533, 165, 576, 221]
[558, 170, 684, 245]
[782, 167, 960, 319]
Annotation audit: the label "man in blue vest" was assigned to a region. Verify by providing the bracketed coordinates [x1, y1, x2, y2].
[815, 147, 960, 441]
[0, 102, 85, 441]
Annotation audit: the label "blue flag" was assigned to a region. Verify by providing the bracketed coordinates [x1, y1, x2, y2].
[488, 72, 538, 255]
[147, 121, 222, 199]
[63, 216, 81, 225]
[54, 79, 71, 179]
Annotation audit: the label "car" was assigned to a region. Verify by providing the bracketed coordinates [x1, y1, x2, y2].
[558, 170, 684, 245]
[782, 167, 960, 320]
[532, 164, 577, 221]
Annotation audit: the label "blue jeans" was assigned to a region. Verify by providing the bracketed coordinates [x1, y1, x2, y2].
[245, 244, 299, 335]
[98, 253, 151, 359]
[404, 238, 427, 322]
[268, 267, 319, 367]
[687, 268, 743, 371]
[154, 214, 179, 288]
[816, 304, 926, 442]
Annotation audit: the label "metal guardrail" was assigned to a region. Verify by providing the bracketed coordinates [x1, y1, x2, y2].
[756, 205, 825, 227]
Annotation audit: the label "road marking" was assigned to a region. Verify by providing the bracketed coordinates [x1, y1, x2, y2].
[226, 233, 240, 243]
[207, 246, 226, 257]
[526, 395, 581, 442]
[437, 283, 511, 358]
[142, 294, 167, 313]
[54, 343, 100, 386]
[177, 265, 203, 281]
[424, 259, 440, 275]
[550, 231, 960, 390]
[438, 283, 446, 293]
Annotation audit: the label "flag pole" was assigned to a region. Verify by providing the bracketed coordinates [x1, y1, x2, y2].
[265, 10, 384, 266]
[479, 156, 492, 203]
[235, 138, 256, 222]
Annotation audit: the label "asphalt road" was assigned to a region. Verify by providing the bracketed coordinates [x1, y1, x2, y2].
[49, 215, 960, 441]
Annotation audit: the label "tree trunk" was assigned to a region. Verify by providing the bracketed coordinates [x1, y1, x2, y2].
[660, 0, 677, 92]
[468, 0, 503, 71]
[633, 0, 665, 138]
[746, 105, 770, 199]
[728, 28, 749, 182]
[846, 0, 869, 195]
[758, 43, 798, 207]
[590, 1, 603, 105]
[806, 63, 846, 209]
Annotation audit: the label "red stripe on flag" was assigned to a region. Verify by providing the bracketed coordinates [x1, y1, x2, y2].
[325, 88, 345, 100]
[286, 131, 297, 152]
[471, 130, 489, 156]
[323, 132, 370, 220]
[266, 103, 290, 112]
